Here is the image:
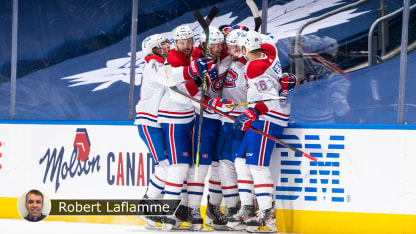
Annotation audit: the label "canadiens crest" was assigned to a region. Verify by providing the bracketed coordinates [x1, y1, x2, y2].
[209, 72, 225, 93]
[224, 69, 238, 88]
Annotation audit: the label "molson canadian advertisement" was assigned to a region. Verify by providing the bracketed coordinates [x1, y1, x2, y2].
[0, 122, 415, 233]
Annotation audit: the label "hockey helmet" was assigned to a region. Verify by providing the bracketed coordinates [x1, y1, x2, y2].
[173, 25, 194, 41]
[199, 26, 224, 46]
[142, 34, 167, 55]
[226, 29, 244, 46]
[239, 30, 261, 53]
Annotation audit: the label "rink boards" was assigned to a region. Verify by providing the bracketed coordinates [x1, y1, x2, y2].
[0, 120, 415, 233]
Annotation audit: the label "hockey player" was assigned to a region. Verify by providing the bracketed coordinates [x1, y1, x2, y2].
[158, 24, 214, 230]
[208, 29, 250, 229]
[135, 34, 170, 229]
[185, 26, 231, 230]
[232, 31, 297, 233]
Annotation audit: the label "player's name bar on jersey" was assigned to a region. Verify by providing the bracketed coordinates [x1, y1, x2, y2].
[49, 199, 181, 216]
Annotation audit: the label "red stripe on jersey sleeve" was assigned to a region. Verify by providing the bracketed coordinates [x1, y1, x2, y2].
[254, 102, 269, 115]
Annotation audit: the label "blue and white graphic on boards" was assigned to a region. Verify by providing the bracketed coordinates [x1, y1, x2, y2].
[276, 134, 346, 203]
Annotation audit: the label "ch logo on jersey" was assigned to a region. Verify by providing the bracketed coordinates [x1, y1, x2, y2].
[209, 73, 225, 93]
[224, 69, 238, 88]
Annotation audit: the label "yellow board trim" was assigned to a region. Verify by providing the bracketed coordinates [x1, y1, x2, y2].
[2, 197, 416, 233]
[0, 197, 20, 219]
[277, 209, 416, 234]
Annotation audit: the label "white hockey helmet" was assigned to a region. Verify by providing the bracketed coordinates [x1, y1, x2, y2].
[142, 34, 166, 55]
[240, 30, 261, 52]
[226, 29, 244, 46]
[173, 25, 194, 41]
[199, 26, 224, 46]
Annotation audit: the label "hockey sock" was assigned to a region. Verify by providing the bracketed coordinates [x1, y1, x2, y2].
[208, 161, 222, 206]
[219, 159, 239, 208]
[187, 164, 209, 208]
[249, 165, 274, 210]
[164, 163, 190, 200]
[146, 159, 169, 198]
[235, 157, 255, 206]
[181, 180, 188, 206]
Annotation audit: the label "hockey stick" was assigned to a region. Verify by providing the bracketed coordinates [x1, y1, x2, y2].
[203, 6, 219, 26]
[225, 97, 286, 108]
[164, 63, 317, 162]
[193, 7, 219, 179]
[246, 0, 262, 32]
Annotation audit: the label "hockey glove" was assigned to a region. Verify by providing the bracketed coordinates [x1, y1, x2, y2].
[194, 75, 203, 87]
[188, 58, 213, 78]
[279, 73, 297, 97]
[193, 64, 218, 88]
[233, 107, 259, 131]
[208, 64, 219, 81]
[207, 97, 235, 113]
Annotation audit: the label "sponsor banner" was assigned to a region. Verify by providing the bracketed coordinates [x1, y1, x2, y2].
[0, 124, 153, 199]
[0, 123, 416, 216]
[272, 128, 416, 215]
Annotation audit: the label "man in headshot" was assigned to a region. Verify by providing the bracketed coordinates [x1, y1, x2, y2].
[24, 189, 46, 222]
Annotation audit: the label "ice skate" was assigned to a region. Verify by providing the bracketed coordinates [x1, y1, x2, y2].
[161, 215, 177, 231]
[171, 205, 190, 230]
[204, 195, 227, 230]
[245, 208, 277, 233]
[188, 207, 203, 230]
[137, 192, 162, 229]
[226, 205, 256, 230]
[224, 206, 239, 220]
[138, 215, 162, 229]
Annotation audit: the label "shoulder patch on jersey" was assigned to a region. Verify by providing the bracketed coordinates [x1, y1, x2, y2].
[261, 43, 276, 61]
[167, 49, 191, 67]
[246, 59, 270, 79]
[191, 46, 204, 60]
[145, 55, 164, 64]
[238, 55, 248, 65]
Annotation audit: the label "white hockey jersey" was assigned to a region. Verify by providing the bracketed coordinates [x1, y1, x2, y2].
[221, 56, 247, 123]
[192, 55, 231, 120]
[157, 47, 202, 124]
[245, 42, 290, 127]
[169, 50, 231, 120]
[134, 55, 167, 127]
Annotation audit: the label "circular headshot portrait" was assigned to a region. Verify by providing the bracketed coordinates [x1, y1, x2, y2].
[17, 189, 51, 222]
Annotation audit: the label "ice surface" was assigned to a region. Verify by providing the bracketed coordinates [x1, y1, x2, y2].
[0, 218, 240, 234]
